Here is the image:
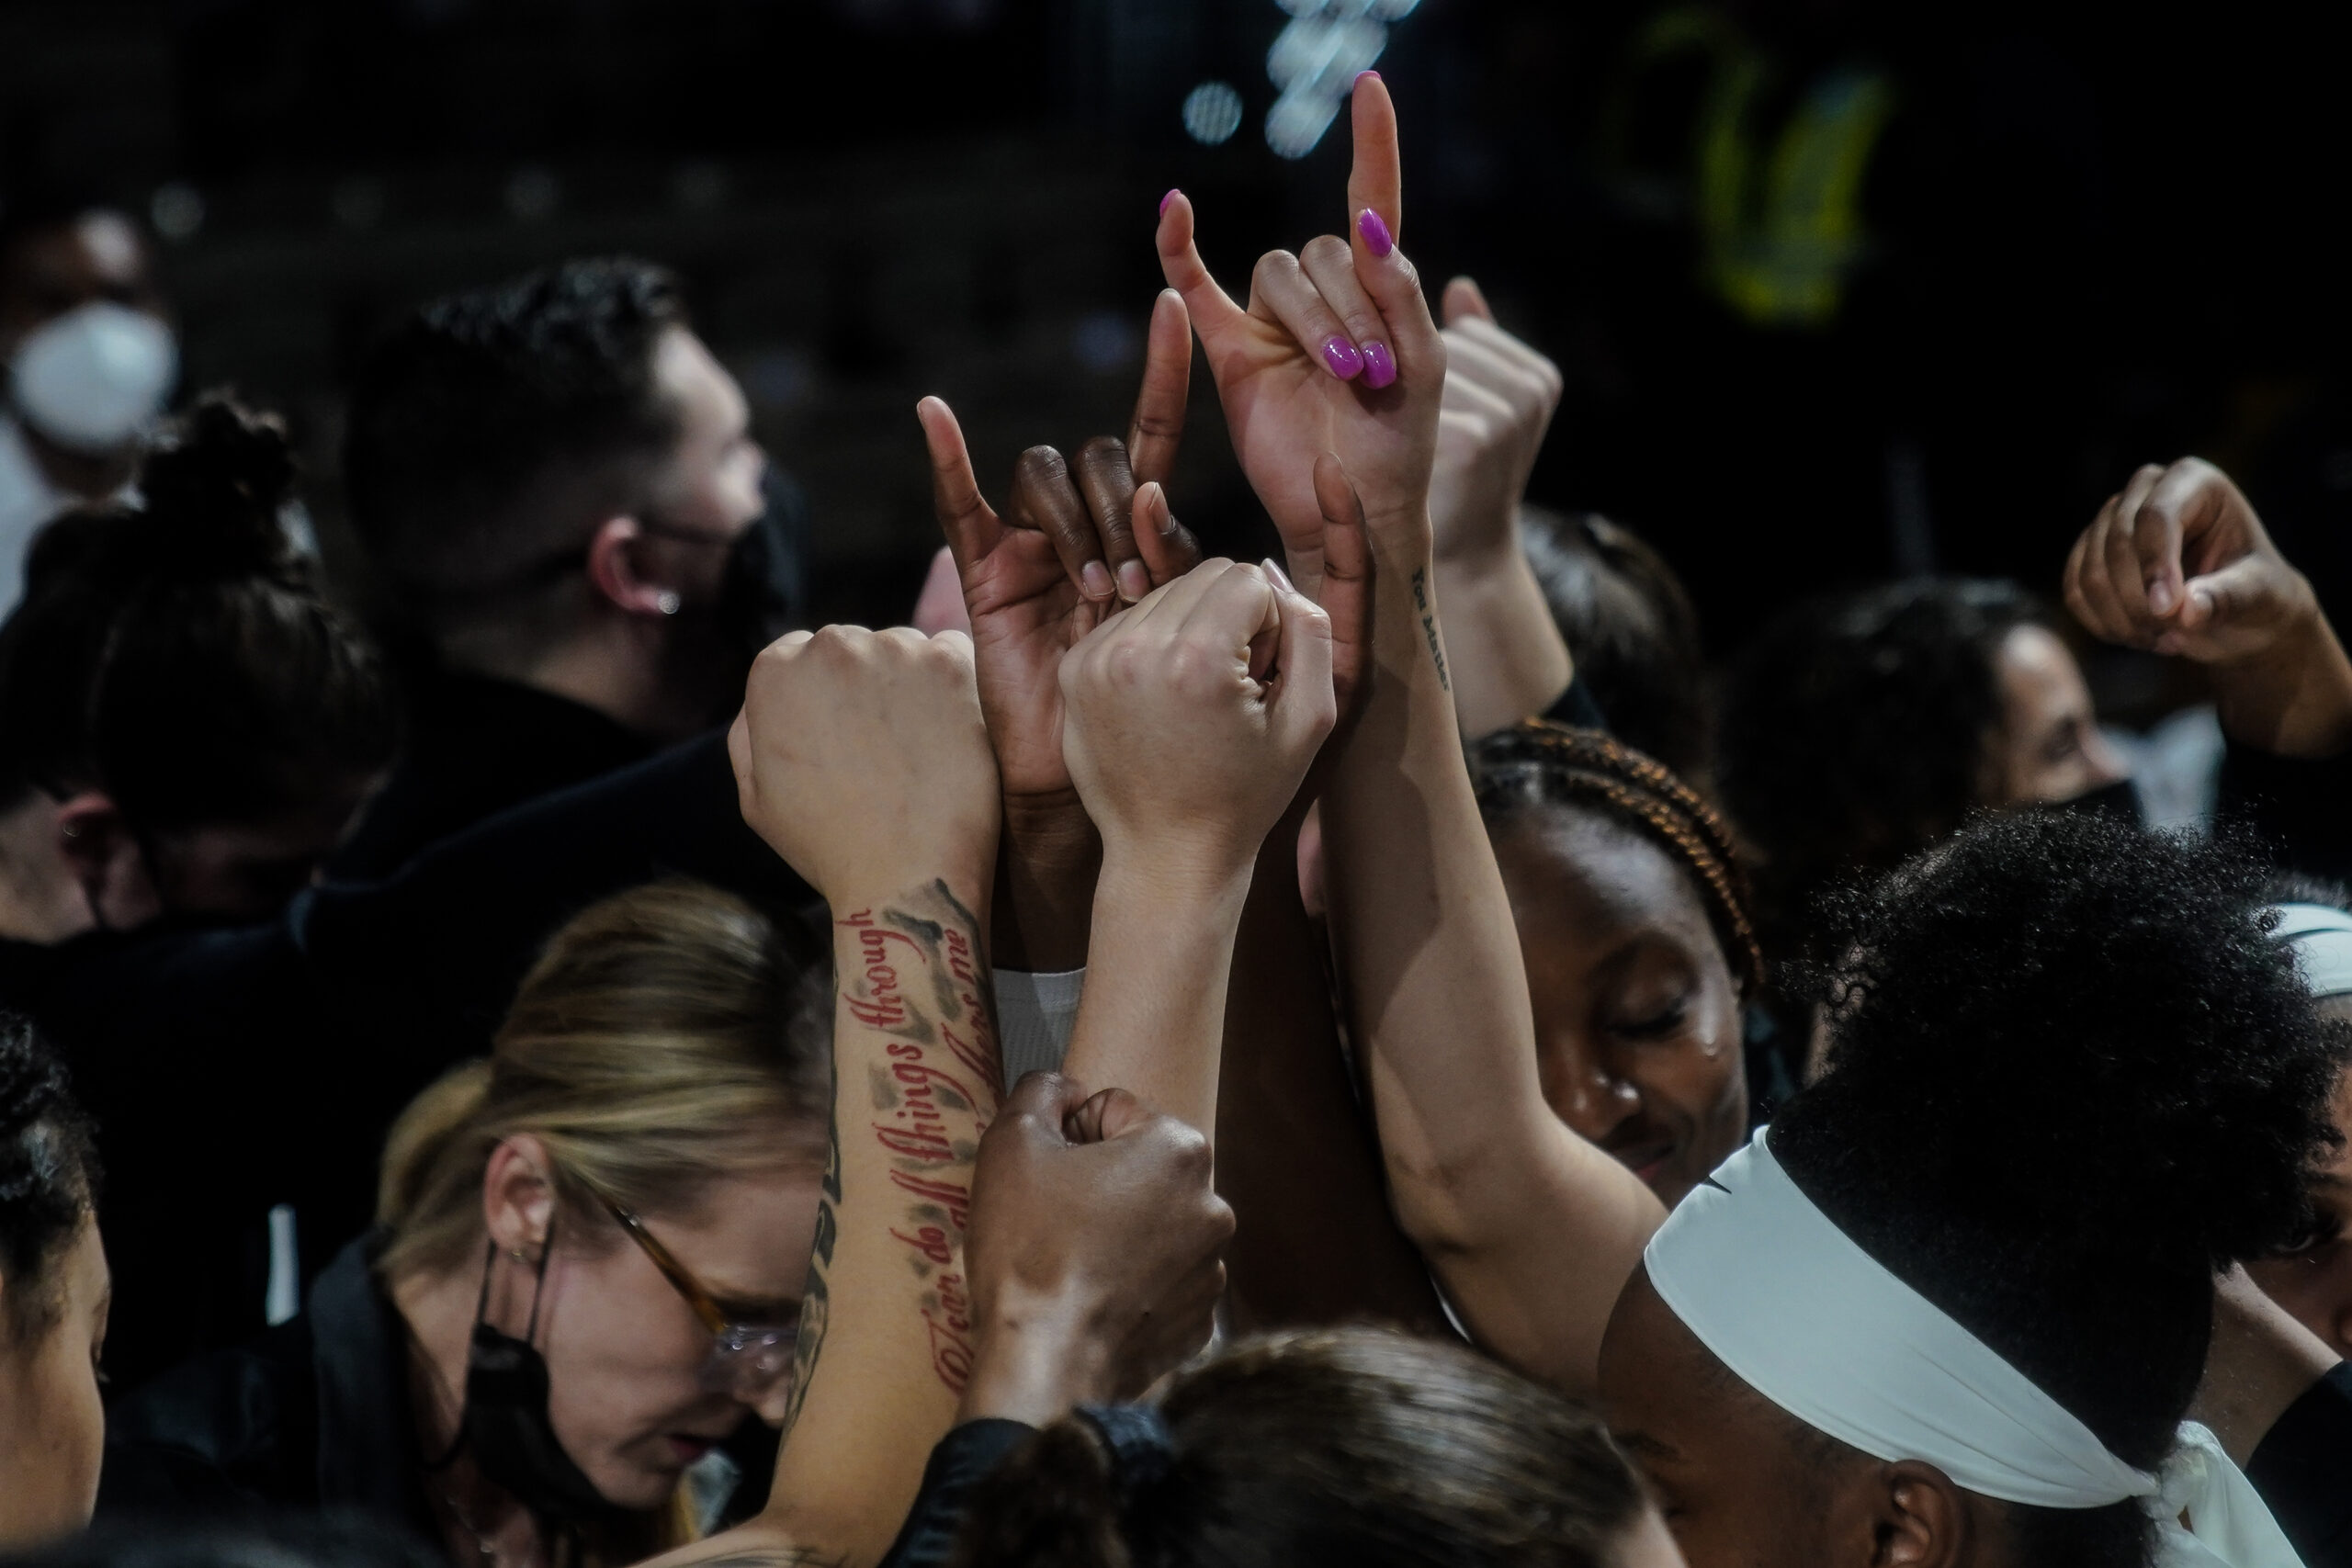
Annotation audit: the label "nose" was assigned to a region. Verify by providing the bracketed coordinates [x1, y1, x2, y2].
[1544, 1035, 1643, 1142]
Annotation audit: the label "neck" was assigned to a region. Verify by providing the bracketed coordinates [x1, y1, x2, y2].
[443, 613, 685, 743]
[394, 1257, 551, 1567]
[0, 796, 95, 945]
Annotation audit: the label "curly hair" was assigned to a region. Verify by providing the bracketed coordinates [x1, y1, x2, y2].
[1772, 812, 2349, 1567]
[954, 1327, 1645, 1568]
[0, 1011, 101, 1342]
[1471, 721, 1763, 994]
[343, 255, 688, 621]
[1716, 578, 2037, 955]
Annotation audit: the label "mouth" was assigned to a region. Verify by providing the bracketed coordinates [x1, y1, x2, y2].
[665, 1435, 719, 1465]
[1604, 1135, 1677, 1188]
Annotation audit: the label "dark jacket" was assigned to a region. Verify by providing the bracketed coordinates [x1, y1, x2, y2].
[330, 672, 652, 883]
[0, 731, 813, 1389]
[96, 1235, 437, 1543]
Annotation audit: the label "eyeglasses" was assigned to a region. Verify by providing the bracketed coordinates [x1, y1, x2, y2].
[600, 1197, 797, 1401]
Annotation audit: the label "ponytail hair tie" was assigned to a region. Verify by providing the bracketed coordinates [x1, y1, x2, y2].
[1075, 1403, 1175, 1503]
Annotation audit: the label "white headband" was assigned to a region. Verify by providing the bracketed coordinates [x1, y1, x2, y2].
[1644, 1130, 2305, 1568]
[2267, 902, 2352, 999]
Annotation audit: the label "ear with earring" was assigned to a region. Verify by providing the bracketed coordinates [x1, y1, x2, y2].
[656, 590, 681, 615]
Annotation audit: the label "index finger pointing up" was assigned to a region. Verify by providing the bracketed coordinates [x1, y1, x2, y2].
[1347, 71, 1401, 244]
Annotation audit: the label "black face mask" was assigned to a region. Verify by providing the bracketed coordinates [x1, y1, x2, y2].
[662, 470, 809, 728]
[444, 1235, 614, 1528]
[2052, 774, 2143, 829]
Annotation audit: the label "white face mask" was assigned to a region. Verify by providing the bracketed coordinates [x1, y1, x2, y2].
[8, 300, 178, 456]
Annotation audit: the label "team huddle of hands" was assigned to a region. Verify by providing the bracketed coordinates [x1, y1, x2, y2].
[719, 74, 1467, 1452]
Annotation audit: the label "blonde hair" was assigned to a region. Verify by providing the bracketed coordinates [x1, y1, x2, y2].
[378, 879, 829, 1284]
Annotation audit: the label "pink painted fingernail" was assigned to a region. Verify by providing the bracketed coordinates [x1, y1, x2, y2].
[1081, 560, 1114, 600]
[1361, 341, 1396, 389]
[1356, 70, 1382, 86]
[1117, 560, 1150, 602]
[1320, 335, 1364, 380]
[1160, 188, 1180, 217]
[1263, 557, 1296, 594]
[1357, 208, 1394, 257]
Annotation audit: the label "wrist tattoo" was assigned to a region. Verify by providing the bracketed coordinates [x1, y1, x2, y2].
[834, 880, 1002, 1401]
[1410, 567, 1452, 693]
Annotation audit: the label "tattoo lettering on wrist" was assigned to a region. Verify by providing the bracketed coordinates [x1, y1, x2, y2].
[1411, 567, 1452, 693]
[838, 880, 1002, 1399]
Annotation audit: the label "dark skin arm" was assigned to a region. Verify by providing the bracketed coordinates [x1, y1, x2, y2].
[918, 292, 1203, 972]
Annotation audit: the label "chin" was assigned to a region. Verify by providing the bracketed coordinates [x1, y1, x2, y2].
[594, 1459, 684, 1514]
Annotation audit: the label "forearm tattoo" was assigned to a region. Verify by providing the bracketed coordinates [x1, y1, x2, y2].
[790, 879, 1001, 1429]
[1410, 566, 1452, 693]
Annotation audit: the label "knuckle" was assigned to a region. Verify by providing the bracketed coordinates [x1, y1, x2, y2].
[1014, 445, 1069, 488]
[1078, 434, 1128, 468]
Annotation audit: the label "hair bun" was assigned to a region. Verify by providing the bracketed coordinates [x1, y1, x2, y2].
[135, 392, 299, 576]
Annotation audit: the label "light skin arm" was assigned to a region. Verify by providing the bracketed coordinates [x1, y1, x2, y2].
[1159, 73, 1662, 1397]
[654, 627, 1001, 1568]
[1425, 276, 1575, 737]
[2064, 457, 2352, 757]
[1057, 558, 1338, 1138]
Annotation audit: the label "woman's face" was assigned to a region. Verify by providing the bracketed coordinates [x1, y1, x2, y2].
[533, 1164, 821, 1510]
[2246, 1033, 2352, 1359]
[0, 1216, 109, 1550]
[1492, 808, 1747, 1207]
[1987, 625, 2128, 807]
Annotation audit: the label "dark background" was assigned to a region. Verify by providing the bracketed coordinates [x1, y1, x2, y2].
[7, 0, 2349, 680]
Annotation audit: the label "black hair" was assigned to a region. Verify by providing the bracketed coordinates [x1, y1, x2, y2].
[0, 391, 396, 834]
[342, 256, 688, 622]
[1716, 577, 2038, 956]
[0, 1011, 100, 1341]
[1521, 509, 1713, 784]
[1472, 721, 1763, 994]
[956, 1328, 1646, 1568]
[1772, 812, 2350, 1567]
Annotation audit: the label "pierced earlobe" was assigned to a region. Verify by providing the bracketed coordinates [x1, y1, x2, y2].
[656, 591, 681, 616]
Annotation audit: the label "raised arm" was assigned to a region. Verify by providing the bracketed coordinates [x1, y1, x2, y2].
[1426, 277, 1575, 737]
[917, 295, 1202, 972]
[2064, 457, 2352, 757]
[660, 626, 1002, 1568]
[1055, 557, 1337, 1136]
[1159, 73, 1661, 1395]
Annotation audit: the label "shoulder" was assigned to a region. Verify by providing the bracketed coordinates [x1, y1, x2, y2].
[97, 1315, 321, 1516]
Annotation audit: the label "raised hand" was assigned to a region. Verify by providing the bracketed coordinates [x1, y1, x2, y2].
[1059, 558, 1338, 884]
[728, 626, 998, 902]
[916, 293, 1203, 803]
[2064, 458, 2314, 662]
[1429, 277, 1565, 570]
[1156, 73, 1443, 586]
[2064, 457, 2352, 757]
[958, 1072, 1233, 1425]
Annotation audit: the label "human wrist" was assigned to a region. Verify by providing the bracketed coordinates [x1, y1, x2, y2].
[995, 791, 1102, 970]
[1096, 831, 1258, 916]
[957, 1292, 1118, 1427]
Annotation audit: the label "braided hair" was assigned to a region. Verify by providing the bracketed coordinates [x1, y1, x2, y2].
[0, 1011, 100, 1342]
[1470, 722, 1762, 995]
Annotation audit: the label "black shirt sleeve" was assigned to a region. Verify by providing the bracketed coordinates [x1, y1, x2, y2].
[876, 1418, 1036, 1568]
[2217, 737, 2352, 886]
[2247, 1362, 2352, 1568]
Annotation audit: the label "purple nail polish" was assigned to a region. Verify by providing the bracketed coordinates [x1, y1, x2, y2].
[1357, 208, 1394, 258]
[1362, 341, 1396, 389]
[1320, 335, 1364, 380]
[1355, 70, 1382, 86]
[1160, 188, 1179, 218]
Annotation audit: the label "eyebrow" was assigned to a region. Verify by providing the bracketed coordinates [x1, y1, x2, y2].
[1614, 1429, 1683, 1463]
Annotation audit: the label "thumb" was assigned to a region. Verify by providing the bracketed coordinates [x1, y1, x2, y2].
[917, 396, 1001, 571]
[1442, 276, 1494, 326]
[1068, 1086, 1150, 1144]
[1001, 1071, 1092, 1141]
[1263, 556, 1338, 757]
[2179, 554, 2290, 636]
